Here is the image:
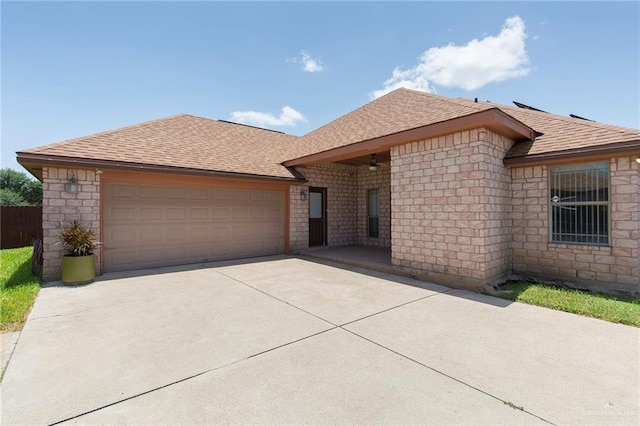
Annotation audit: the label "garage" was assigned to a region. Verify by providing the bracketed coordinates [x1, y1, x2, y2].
[103, 181, 286, 272]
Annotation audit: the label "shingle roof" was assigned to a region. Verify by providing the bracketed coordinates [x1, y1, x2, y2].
[483, 101, 640, 159]
[18, 89, 639, 179]
[286, 90, 485, 161]
[291, 89, 640, 163]
[287, 88, 640, 162]
[19, 114, 300, 179]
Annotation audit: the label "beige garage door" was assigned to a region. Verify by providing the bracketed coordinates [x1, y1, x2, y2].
[103, 182, 285, 272]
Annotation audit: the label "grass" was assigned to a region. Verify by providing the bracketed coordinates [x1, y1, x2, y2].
[496, 281, 640, 327]
[1, 246, 41, 332]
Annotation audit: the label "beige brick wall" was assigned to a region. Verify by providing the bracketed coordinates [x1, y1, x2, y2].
[290, 162, 392, 251]
[511, 156, 639, 294]
[390, 129, 514, 290]
[289, 163, 358, 250]
[289, 184, 308, 252]
[42, 167, 101, 282]
[357, 163, 391, 247]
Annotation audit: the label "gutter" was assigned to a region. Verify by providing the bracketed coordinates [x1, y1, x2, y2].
[504, 140, 640, 167]
[16, 152, 306, 184]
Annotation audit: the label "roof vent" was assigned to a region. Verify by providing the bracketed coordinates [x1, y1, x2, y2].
[569, 114, 595, 122]
[513, 101, 548, 113]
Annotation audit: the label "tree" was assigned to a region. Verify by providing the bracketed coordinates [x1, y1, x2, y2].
[0, 168, 42, 206]
[0, 188, 29, 206]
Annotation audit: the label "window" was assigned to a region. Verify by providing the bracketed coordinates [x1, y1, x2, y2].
[368, 189, 379, 238]
[549, 162, 609, 245]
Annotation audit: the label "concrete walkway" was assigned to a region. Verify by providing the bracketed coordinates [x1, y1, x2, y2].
[1, 256, 638, 425]
[1, 332, 20, 379]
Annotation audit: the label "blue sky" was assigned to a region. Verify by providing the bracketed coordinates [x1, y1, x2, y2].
[2, 1, 639, 173]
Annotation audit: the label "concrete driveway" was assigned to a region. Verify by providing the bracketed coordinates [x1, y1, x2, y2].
[1, 256, 638, 425]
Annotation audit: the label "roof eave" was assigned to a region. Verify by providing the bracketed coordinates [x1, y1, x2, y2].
[503, 140, 640, 167]
[283, 108, 536, 167]
[16, 152, 305, 183]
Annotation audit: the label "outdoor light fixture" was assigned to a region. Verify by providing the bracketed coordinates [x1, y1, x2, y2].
[66, 174, 78, 194]
[369, 153, 379, 171]
[636, 156, 640, 164]
[300, 189, 308, 201]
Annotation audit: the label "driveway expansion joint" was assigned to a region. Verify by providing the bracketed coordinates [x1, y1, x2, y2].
[47, 326, 338, 426]
[202, 274, 555, 424]
[214, 270, 340, 327]
[339, 287, 455, 328]
[340, 327, 557, 426]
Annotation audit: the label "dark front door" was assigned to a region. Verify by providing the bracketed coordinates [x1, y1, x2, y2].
[309, 187, 326, 246]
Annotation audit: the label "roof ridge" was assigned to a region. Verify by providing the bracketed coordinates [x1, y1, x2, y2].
[25, 114, 191, 153]
[217, 119, 288, 135]
[453, 96, 639, 133]
[500, 103, 639, 133]
[396, 87, 488, 112]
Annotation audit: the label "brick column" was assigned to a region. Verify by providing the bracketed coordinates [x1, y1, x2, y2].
[42, 167, 101, 282]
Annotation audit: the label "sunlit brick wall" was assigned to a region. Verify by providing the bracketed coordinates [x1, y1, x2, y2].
[390, 128, 514, 290]
[511, 156, 639, 294]
[41, 167, 101, 282]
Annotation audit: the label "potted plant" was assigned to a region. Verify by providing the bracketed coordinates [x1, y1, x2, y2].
[59, 220, 97, 285]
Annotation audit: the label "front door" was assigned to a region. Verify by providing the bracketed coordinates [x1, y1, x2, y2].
[309, 187, 326, 246]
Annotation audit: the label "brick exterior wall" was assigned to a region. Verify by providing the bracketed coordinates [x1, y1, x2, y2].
[511, 156, 639, 294]
[39, 152, 637, 296]
[390, 129, 514, 291]
[289, 164, 358, 251]
[357, 163, 391, 247]
[289, 162, 392, 251]
[42, 167, 101, 282]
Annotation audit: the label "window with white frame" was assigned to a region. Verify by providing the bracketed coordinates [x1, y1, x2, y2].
[549, 162, 610, 245]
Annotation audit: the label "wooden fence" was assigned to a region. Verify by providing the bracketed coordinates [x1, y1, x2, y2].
[0, 206, 43, 249]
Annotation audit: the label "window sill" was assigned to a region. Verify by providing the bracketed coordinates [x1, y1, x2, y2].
[547, 243, 612, 253]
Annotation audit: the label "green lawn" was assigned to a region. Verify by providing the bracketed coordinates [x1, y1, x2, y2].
[496, 281, 640, 327]
[1, 246, 41, 332]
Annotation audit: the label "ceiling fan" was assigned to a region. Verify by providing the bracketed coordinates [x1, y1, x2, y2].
[369, 153, 379, 171]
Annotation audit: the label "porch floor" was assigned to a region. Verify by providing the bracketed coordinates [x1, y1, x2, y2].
[297, 245, 392, 274]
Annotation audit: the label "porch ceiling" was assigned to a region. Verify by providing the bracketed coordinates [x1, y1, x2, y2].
[338, 151, 391, 166]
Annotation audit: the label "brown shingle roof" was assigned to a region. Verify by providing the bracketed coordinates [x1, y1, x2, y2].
[18, 89, 639, 179]
[286, 88, 640, 162]
[19, 114, 300, 180]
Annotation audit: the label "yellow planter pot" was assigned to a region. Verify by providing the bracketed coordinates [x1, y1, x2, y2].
[61, 254, 96, 285]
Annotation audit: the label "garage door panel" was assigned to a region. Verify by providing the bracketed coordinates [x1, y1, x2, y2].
[104, 182, 285, 272]
[165, 187, 186, 198]
[166, 208, 187, 220]
[211, 189, 229, 200]
[188, 188, 209, 199]
[232, 208, 248, 219]
[266, 223, 283, 237]
[190, 208, 209, 220]
[139, 185, 162, 198]
[267, 208, 282, 219]
[108, 183, 136, 198]
[140, 208, 162, 221]
[212, 207, 230, 219]
[109, 227, 136, 246]
[232, 191, 248, 201]
[231, 224, 248, 239]
[106, 249, 137, 268]
[139, 227, 163, 244]
[189, 226, 212, 241]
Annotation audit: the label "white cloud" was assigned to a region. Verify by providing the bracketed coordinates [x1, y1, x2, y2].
[288, 50, 324, 73]
[371, 16, 530, 99]
[230, 106, 306, 127]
